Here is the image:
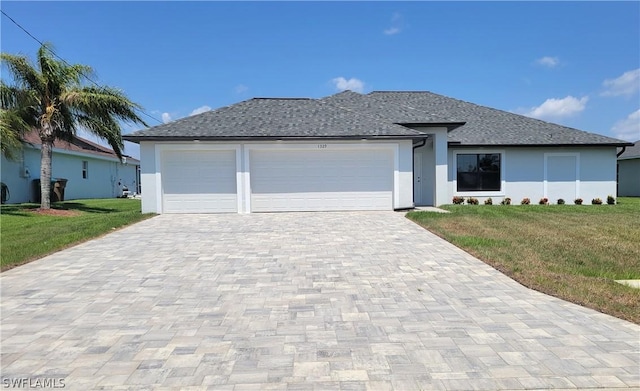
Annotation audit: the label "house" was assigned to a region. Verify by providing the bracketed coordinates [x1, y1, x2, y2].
[124, 90, 631, 213]
[617, 141, 640, 196]
[1, 131, 140, 204]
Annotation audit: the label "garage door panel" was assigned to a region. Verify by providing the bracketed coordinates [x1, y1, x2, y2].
[162, 150, 237, 213]
[250, 149, 393, 212]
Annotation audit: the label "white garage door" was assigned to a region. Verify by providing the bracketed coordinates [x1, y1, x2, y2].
[162, 150, 237, 213]
[250, 148, 393, 212]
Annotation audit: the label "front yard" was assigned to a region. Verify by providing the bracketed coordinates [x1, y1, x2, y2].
[0, 199, 154, 271]
[407, 197, 640, 324]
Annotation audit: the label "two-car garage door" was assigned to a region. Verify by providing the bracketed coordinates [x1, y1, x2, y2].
[250, 149, 393, 212]
[160, 147, 394, 213]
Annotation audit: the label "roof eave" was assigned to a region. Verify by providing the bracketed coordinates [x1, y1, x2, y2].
[123, 134, 426, 144]
[447, 141, 634, 147]
[396, 122, 466, 132]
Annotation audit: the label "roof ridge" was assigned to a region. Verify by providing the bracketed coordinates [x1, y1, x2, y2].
[252, 97, 312, 100]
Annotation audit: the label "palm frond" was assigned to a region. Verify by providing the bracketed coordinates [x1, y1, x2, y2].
[75, 114, 124, 158]
[0, 52, 45, 94]
[0, 109, 28, 160]
[63, 86, 147, 127]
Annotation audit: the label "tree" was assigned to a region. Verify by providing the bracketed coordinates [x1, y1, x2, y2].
[0, 43, 146, 208]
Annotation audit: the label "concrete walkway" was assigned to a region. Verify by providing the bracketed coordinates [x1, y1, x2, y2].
[1, 212, 638, 390]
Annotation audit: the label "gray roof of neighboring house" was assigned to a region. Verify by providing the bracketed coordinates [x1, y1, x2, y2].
[125, 90, 630, 147]
[618, 141, 640, 160]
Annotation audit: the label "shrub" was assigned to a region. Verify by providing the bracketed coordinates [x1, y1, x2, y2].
[607, 195, 615, 205]
[484, 198, 493, 205]
[539, 197, 549, 205]
[500, 197, 511, 205]
[467, 197, 479, 205]
[574, 198, 583, 205]
[521, 198, 531, 205]
[592, 198, 603, 205]
[557, 199, 565, 205]
[452, 196, 465, 205]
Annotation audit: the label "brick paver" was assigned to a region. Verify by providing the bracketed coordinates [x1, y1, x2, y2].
[1, 212, 638, 390]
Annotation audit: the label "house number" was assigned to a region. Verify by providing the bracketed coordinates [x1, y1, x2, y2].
[317, 144, 327, 149]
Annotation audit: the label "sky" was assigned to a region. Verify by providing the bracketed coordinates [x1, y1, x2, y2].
[2, 1, 639, 159]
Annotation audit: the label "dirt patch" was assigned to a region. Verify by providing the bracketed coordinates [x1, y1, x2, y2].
[28, 208, 81, 217]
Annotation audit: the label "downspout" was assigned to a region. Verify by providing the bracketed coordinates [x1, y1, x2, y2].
[412, 138, 428, 207]
[617, 147, 626, 158]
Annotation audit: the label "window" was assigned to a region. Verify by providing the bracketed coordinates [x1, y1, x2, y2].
[82, 161, 88, 179]
[456, 153, 501, 191]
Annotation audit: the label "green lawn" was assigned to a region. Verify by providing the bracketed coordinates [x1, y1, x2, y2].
[1, 198, 154, 271]
[407, 197, 640, 324]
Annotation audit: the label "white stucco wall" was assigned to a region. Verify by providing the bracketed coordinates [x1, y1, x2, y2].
[1, 146, 138, 204]
[139, 140, 414, 213]
[618, 158, 640, 196]
[446, 146, 618, 205]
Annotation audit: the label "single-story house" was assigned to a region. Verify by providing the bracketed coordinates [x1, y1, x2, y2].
[617, 140, 640, 196]
[124, 90, 631, 213]
[1, 131, 140, 204]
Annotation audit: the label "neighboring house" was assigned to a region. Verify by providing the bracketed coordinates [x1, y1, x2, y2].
[617, 141, 640, 196]
[1, 131, 140, 204]
[124, 90, 631, 213]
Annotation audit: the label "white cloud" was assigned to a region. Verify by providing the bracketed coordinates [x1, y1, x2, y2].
[611, 109, 640, 141]
[190, 105, 211, 116]
[383, 12, 403, 35]
[234, 84, 248, 94]
[161, 112, 172, 123]
[384, 27, 400, 36]
[524, 96, 588, 119]
[602, 68, 640, 97]
[536, 56, 560, 68]
[331, 77, 365, 93]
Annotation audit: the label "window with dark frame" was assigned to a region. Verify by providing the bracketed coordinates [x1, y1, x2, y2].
[456, 153, 501, 191]
[82, 161, 88, 179]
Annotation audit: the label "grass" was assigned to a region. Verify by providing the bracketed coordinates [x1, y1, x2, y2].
[1, 198, 154, 271]
[406, 197, 640, 324]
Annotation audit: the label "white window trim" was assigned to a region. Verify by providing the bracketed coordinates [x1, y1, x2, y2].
[452, 149, 506, 197]
[82, 160, 89, 179]
[543, 152, 580, 198]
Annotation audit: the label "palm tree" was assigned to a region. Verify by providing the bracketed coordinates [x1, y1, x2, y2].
[0, 43, 146, 209]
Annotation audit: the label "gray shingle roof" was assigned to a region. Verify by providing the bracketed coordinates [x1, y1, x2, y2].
[618, 141, 640, 159]
[126, 97, 424, 140]
[368, 91, 629, 146]
[125, 90, 631, 147]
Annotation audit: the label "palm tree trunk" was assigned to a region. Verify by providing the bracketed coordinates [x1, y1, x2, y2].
[40, 132, 54, 210]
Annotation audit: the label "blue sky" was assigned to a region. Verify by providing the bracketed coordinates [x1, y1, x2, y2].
[2, 1, 639, 158]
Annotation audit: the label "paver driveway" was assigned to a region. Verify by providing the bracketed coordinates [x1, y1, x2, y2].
[1, 212, 638, 390]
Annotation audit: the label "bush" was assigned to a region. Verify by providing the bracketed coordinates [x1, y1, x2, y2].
[500, 197, 511, 205]
[452, 196, 465, 205]
[557, 199, 565, 205]
[574, 198, 583, 205]
[592, 198, 603, 205]
[607, 195, 615, 205]
[539, 197, 549, 205]
[467, 197, 479, 205]
[521, 198, 531, 205]
[484, 198, 493, 205]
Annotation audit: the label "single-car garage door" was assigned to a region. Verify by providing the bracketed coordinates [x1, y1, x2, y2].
[162, 150, 237, 213]
[250, 148, 393, 212]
